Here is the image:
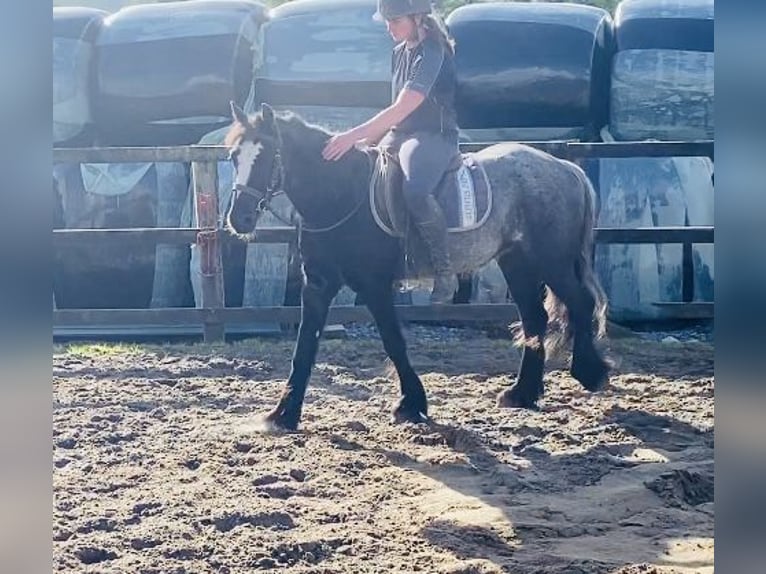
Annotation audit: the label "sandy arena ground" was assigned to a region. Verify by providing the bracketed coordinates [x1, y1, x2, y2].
[53, 325, 714, 573]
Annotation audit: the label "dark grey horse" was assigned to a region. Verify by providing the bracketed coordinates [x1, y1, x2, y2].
[226, 102, 609, 431]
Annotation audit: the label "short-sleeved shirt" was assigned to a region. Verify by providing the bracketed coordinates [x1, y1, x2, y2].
[391, 34, 458, 137]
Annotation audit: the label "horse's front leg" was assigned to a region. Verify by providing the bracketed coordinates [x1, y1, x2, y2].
[265, 266, 340, 431]
[362, 282, 428, 424]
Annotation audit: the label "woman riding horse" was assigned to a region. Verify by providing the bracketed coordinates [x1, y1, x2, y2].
[322, 0, 459, 304]
[224, 4, 610, 431]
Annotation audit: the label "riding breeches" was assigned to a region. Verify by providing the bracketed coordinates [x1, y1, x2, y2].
[380, 130, 459, 223]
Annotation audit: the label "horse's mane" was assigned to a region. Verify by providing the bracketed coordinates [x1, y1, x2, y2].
[224, 120, 247, 147]
[224, 109, 334, 148]
[225, 108, 373, 209]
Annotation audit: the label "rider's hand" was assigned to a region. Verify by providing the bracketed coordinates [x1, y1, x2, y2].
[322, 130, 359, 161]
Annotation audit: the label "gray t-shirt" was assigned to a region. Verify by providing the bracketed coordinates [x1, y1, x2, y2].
[391, 34, 458, 137]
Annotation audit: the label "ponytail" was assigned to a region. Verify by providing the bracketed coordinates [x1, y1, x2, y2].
[421, 14, 455, 55]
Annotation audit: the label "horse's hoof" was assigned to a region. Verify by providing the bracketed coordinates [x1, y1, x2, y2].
[259, 410, 299, 433]
[581, 373, 609, 393]
[497, 387, 539, 410]
[391, 405, 428, 425]
[572, 362, 610, 392]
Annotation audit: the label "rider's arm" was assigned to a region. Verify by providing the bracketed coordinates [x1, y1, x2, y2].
[322, 88, 425, 160]
[353, 39, 445, 142]
[322, 39, 444, 160]
[350, 88, 426, 144]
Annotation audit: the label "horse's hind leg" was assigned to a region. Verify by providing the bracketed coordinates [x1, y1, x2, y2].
[495, 252, 547, 409]
[361, 280, 428, 424]
[544, 264, 609, 392]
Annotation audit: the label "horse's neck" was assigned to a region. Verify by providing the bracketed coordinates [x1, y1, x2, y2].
[279, 120, 368, 216]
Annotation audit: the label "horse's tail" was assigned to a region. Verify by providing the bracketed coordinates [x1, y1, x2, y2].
[573, 164, 608, 339]
[543, 164, 607, 357]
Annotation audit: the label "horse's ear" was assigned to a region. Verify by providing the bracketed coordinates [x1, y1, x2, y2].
[261, 102, 275, 125]
[230, 101, 248, 125]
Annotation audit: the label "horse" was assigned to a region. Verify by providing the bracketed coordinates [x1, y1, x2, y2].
[225, 102, 609, 431]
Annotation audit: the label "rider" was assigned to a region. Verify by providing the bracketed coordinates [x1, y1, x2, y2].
[322, 0, 459, 303]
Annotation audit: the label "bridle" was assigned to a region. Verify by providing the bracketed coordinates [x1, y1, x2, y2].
[232, 147, 287, 223]
[231, 140, 371, 234]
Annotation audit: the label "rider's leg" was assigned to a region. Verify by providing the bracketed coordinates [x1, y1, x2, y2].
[398, 133, 458, 304]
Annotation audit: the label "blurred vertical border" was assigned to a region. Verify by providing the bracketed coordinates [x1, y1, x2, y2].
[0, 1, 52, 573]
[716, 1, 766, 573]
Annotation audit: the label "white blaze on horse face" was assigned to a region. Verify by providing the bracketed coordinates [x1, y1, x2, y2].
[234, 140, 264, 191]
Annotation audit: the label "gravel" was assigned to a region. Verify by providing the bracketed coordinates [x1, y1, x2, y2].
[344, 322, 713, 345]
[632, 322, 713, 344]
[345, 323, 486, 342]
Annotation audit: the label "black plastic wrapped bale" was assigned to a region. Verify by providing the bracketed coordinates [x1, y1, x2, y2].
[53, 162, 195, 310]
[94, 0, 268, 146]
[593, 155, 714, 321]
[151, 162, 194, 310]
[446, 2, 614, 142]
[255, 0, 392, 131]
[609, 0, 714, 141]
[53, 7, 107, 148]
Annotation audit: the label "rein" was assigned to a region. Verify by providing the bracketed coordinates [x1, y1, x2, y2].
[299, 185, 367, 234]
[299, 148, 376, 233]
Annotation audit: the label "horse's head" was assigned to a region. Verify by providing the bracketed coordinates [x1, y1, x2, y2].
[225, 101, 283, 237]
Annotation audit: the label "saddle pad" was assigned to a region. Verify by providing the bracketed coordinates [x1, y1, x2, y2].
[437, 154, 492, 231]
[371, 152, 492, 236]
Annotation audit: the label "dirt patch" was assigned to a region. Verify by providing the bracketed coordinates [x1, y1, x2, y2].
[53, 329, 714, 573]
[645, 469, 714, 508]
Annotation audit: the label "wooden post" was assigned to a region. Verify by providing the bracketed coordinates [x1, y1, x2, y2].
[682, 212, 694, 304]
[192, 160, 225, 342]
[682, 241, 694, 303]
